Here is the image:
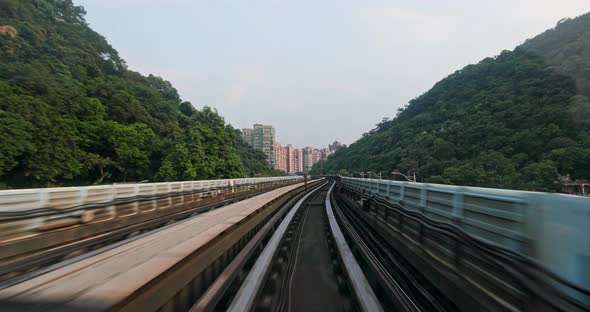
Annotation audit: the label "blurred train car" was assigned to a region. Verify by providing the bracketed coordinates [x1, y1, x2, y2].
[339, 177, 590, 304]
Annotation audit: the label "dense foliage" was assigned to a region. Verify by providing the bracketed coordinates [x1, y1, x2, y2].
[0, 0, 279, 188]
[317, 13, 590, 192]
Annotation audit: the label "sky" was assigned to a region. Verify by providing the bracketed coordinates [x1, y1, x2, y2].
[75, 0, 590, 148]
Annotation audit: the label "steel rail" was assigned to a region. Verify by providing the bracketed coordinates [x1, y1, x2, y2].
[227, 182, 326, 312]
[280, 189, 311, 312]
[109, 183, 310, 311]
[325, 182, 383, 312]
[333, 192, 443, 311]
[189, 181, 320, 312]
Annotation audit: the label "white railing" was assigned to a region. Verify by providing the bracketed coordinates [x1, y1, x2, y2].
[0, 176, 303, 242]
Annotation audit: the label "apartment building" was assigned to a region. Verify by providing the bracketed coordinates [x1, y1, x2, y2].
[312, 149, 321, 164]
[242, 124, 276, 167]
[285, 144, 295, 173]
[329, 141, 344, 152]
[301, 147, 314, 172]
[241, 128, 254, 146]
[242, 123, 338, 173]
[273, 143, 287, 172]
[293, 149, 303, 173]
[320, 148, 332, 160]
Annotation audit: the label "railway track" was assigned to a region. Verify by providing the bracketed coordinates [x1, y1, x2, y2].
[332, 187, 458, 312]
[236, 182, 359, 311]
[0, 182, 317, 311]
[1, 179, 464, 312]
[213, 180, 459, 312]
[190, 179, 459, 312]
[195, 181, 382, 312]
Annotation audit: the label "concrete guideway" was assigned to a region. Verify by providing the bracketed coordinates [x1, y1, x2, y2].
[0, 176, 303, 288]
[1, 176, 586, 311]
[228, 181, 381, 312]
[227, 182, 326, 312]
[324, 183, 382, 312]
[286, 182, 355, 311]
[0, 182, 311, 311]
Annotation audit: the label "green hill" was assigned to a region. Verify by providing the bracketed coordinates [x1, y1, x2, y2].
[0, 0, 279, 188]
[318, 13, 590, 191]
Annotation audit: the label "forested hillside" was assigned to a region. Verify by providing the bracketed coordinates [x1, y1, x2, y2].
[0, 0, 279, 189]
[317, 13, 590, 192]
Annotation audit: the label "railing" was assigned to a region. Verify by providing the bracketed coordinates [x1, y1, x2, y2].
[0, 176, 303, 244]
[338, 176, 590, 309]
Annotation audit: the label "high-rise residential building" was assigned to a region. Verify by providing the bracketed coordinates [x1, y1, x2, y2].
[302, 147, 314, 172]
[312, 149, 321, 165]
[293, 149, 303, 173]
[320, 148, 332, 160]
[273, 143, 288, 172]
[283, 146, 290, 173]
[329, 141, 344, 152]
[242, 125, 340, 173]
[272, 143, 280, 171]
[285, 144, 295, 173]
[241, 128, 254, 146]
[246, 124, 275, 167]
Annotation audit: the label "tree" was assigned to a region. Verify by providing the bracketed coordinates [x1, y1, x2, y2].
[0, 110, 32, 175]
[321, 14, 590, 192]
[106, 122, 157, 181]
[519, 161, 560, 192]
[0, 0, 278, 188]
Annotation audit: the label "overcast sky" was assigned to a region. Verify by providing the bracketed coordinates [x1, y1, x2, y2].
[76, 0, 590, 148]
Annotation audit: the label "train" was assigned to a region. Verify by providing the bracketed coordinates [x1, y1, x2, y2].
[338, 176, 590, 306]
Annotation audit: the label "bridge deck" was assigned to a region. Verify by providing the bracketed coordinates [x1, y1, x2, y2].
[0, 182, 303, 310]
